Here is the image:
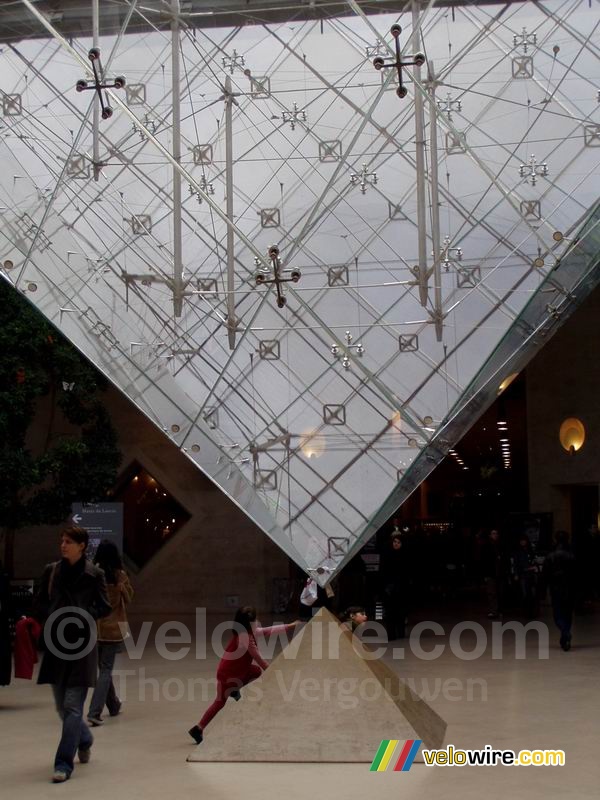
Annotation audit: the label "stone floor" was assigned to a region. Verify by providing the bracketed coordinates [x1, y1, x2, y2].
[1, 606, 599, 799]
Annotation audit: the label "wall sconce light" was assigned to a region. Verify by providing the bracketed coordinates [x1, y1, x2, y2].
[559, 417, 585, 454]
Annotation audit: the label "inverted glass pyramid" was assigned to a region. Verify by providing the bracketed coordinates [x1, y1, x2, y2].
[1, 0, 599, 581]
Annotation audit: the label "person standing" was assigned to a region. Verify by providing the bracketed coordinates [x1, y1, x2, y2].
[380, 534, 410, 639]
[512, 535, 539, 618]
[87, 540, 134, 726]
[480, 529, 504, 618]
[34, 527, 111, 783]
[543, 531, 577, 651]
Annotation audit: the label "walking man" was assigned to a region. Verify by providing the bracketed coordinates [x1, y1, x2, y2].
[34, 527, 111, 783]
[543, 531, 577, 651]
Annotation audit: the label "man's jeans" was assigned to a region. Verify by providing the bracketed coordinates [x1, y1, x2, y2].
[52, 684, 93, 775]
[88, 642, 122, 719]
[550, 590, 573, 640]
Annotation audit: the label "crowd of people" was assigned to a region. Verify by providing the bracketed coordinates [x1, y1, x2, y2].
[9, 520, 595, 781]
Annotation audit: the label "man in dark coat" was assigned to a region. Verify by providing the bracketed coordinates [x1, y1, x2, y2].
[380, 534, 410, 639]
[480, 529, 505, 618]
[542, 531, 577, 651]
[34, 527, 111, 783]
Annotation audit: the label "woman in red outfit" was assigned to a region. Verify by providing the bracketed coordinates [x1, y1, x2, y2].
[189, 606, 298, 743]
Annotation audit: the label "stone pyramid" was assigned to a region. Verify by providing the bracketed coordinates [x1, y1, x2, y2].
[188, 608, 446, 762]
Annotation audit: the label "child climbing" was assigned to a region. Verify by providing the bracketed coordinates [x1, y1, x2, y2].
[188, 605, 298, 743]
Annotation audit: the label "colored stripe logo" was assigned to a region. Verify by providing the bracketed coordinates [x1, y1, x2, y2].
[370, 739, 422, 772]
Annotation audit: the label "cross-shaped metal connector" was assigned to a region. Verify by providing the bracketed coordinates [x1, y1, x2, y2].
[282, 102, 307, 131]
[76, 48, 126, 120]
[188, 177, 215, 203]
[222, 49, 245, 74]
[254, 245, 301, 309]
[441, 235, 463, 270]
[519, 154, 548, 186]
[372, 24, 425, 99]
[350, 163, 378, 194]
[437, 92, 462, 121]
[513, 27, 537, 53]
[331, 331, 365, 370]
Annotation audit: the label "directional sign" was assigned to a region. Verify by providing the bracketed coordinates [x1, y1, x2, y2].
[71, 502, 123, 559]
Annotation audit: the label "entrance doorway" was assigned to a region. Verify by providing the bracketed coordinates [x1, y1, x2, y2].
[570, 484, 599, 536]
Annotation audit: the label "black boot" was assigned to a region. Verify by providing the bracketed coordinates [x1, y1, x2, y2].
[560, 634, 571, 651]
[230, 689, 241, 701]
[188, 725, 203, 744]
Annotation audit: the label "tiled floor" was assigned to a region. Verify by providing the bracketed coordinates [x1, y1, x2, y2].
[1, 607, 599, 799]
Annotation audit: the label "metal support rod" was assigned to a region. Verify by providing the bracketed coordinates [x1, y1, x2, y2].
[18, 0, 410, 404]
[92, 0, 100, 180]
[412, 0, 428, 307]
[225, 74, 236, 349]
[285, 81, 388, 265]
[13, 2, 138, 287]
[349, 0, 556, 253]
[171, 0, 183, 317]
[428, 61, 443, 341]
[20, 0, 270, 267]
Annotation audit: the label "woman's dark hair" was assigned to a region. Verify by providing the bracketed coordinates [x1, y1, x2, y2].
[94, 539, 123, 584]
[234, 605, 257, 634]
[340, 606, 366, 622]
[61, 526, 89, 549]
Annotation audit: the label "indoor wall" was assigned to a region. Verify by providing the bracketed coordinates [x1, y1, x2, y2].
[13, 386, 291, 617]
[527, 285, 600, 534]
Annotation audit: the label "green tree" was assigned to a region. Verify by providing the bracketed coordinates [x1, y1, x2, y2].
[0, 278, 122, 575]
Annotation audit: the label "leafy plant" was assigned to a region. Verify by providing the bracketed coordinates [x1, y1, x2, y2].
[0, 278, 121, 574]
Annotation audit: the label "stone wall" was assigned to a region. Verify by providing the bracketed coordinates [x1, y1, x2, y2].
[13, 387, 291, 617]
[527, 287, 600, 532]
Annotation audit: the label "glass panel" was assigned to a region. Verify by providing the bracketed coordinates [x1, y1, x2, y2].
[1, 1, 599, 581]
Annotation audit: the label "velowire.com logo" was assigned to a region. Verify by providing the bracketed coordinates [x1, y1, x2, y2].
[370, 741, 565, 770]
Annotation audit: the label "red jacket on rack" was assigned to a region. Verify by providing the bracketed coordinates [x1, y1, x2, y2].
[14, 616, 42, 680]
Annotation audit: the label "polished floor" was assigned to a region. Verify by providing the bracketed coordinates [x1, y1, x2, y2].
[1, 607, 599, 799]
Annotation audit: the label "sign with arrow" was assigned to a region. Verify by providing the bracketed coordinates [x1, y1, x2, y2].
[71, 502, 123, 559]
